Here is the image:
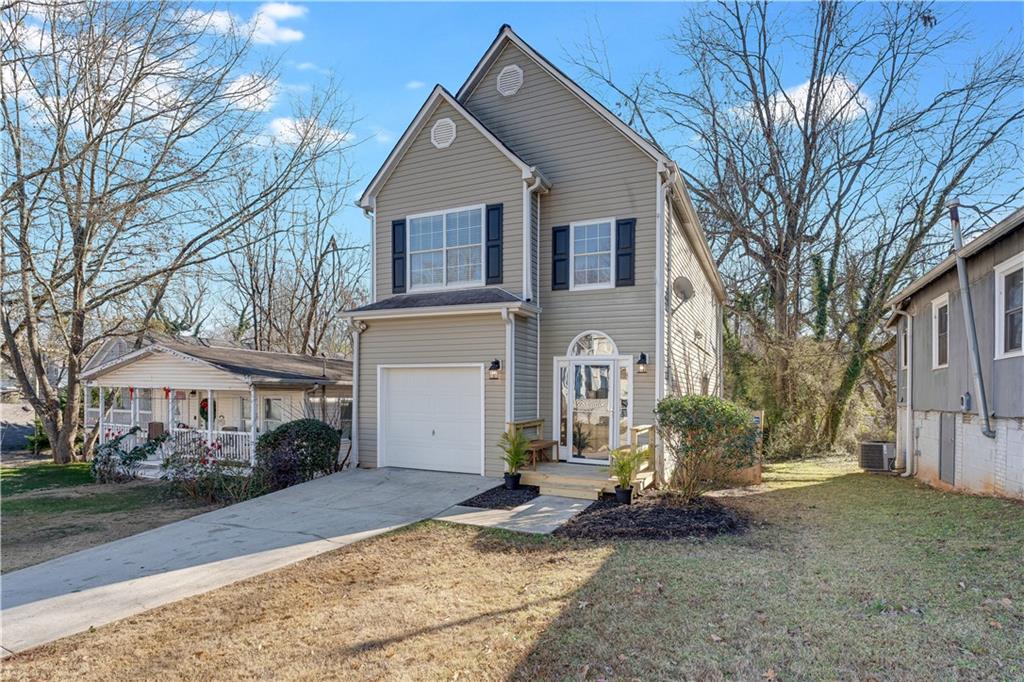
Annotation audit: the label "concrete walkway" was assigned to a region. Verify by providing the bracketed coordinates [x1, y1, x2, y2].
[1, 468, 493, 656]
[435, 495, 589, 534]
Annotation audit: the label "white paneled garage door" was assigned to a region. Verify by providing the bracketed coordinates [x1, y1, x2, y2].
[380, 366, 483, 474]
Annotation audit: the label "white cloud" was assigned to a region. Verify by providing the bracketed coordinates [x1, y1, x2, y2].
[268, 116, 354, 145]
[258, 3, 307, 21]
[746, 74, 871, 126]
[226, 74, 277, 112]
[296, 62, 317, 71]
[371, 126, 394, 144]
[405, 80, 425, 90]
[184, 3, 306, 45]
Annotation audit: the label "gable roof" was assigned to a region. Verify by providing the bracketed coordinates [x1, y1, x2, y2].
[358, 85, 547, 210]
[456, 25, 671, 168]
[82, 338, 352, 387]
[886, 206, 1024, 309]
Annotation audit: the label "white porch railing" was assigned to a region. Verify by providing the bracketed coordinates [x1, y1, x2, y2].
[168, 428, 254, 464]
[102, 423, 140, 451]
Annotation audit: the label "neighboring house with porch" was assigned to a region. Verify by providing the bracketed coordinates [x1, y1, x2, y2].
[81, 338, 352, 469]
[887, 207, 1023, 499]
[342, 25, 725, 497]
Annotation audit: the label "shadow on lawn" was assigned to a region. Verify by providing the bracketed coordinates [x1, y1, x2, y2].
[499, 469, 1024, 681]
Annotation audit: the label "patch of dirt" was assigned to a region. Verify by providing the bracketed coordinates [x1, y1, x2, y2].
[553, 490, 748, 541]
[2, 483, 217, 573]
[460, 484, 540, 510]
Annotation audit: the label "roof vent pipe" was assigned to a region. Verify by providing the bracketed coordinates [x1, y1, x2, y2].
[948, 199, 996, 439]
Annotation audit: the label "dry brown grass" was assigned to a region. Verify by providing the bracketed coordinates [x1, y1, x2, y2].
[4, 523, 611, 681]
[4, 458, 1022, 681]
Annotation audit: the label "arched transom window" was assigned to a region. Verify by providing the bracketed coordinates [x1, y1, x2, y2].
[568, 331, 618, 357]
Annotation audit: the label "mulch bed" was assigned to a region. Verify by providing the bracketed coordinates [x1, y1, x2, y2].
[553, 490, 748, 541]
[459, 484, 540, 510]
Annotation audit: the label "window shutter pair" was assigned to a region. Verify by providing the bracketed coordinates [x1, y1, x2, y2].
[551, 218, 636, 290]
[391, 204, 503, 293]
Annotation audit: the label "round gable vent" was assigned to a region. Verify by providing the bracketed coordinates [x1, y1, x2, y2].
[430, 117, 457, 149]
[496, 64, 524, 97]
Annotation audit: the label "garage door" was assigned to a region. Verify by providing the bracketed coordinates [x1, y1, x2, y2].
[380, 366, 483, 474]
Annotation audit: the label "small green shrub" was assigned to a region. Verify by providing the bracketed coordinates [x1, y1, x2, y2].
[92, 427, 169, 483]
[499, 429, 529, 474]
[254, 419, 341, 490]
[608, 446, 646, 490]
[655, 395, 758, 501]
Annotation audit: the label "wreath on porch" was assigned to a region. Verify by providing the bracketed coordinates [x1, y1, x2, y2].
[199, 397, 215, 424]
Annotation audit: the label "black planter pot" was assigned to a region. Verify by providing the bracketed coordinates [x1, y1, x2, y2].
[614, 485, 633, 504]
[504, 472, 522, 490]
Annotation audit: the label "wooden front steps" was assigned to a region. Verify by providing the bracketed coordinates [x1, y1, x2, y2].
[519, 461, 655, 500]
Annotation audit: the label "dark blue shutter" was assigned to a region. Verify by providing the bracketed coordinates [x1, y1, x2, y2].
[615, 218, 635, 287]
[391, 219, 406, 293]
[485, 203, 503, 284]
[552, 225, 570, 290]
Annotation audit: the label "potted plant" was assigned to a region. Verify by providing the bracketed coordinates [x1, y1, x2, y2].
[608, 446, 644, 504]
[572, 422, 592, 459]
[499, 428, 529, 490]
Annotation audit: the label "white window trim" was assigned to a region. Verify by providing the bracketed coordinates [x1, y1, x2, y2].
[994, 251, 1024, 360]
[931, 292, 950, 370]
[900, 323, 908, 369]
[568, 217, 616, 291]
[407, 204, 486, 292]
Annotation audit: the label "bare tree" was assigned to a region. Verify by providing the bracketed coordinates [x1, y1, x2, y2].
[573, 1, 1023, 448]
[1, 1, 356, 462]
[224, 158, 369, 356]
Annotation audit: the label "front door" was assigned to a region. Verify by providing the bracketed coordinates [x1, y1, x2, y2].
[568, 361, 613, 463]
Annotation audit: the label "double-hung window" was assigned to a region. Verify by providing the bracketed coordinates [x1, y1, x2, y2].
[408, 205, 484, 290]
[570, 218, 614, 289]
[995, 252, 1024, 359]
[932, 293, 949, 369]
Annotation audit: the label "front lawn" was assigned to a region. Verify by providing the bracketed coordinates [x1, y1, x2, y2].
[5, 458, 1022, 680]
[2, 462, 217, 573]
[1, 461, 93, 495]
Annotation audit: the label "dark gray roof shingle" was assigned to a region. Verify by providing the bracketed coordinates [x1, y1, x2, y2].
[348, 288, 522, 312]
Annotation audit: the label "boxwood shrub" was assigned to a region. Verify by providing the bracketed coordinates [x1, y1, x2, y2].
[654, 395, 759, 501]
[254, 419, 341, 491]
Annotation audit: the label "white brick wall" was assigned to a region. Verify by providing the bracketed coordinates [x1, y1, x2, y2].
[911, 409, 1023, 499]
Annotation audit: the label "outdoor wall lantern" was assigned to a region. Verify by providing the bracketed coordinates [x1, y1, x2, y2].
[488, 359, 502, 380]
[636, 352, 648, 374]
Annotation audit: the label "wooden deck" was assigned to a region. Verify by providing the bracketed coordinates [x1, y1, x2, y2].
[519, 461, 656, 500]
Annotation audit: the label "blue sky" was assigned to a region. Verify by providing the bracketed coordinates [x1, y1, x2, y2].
[200, 1, 1024, 244]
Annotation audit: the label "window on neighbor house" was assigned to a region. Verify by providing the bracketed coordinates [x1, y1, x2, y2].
[995, 253, 1023, 358]
[263, 397, 283, 430]
[570, 219, 614, 289]
[932, 294, 949, 369]
[408, 206, 483, 290]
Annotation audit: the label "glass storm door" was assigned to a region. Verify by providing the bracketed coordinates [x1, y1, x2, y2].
[567, 361, 613, 462]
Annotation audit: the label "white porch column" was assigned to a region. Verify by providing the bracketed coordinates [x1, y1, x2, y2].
[168, 389, 174, 430]
[98, 386, 105, 444]
[206, 388, 214, 446]
[249, 385, 257, 464]
[131, 387, 138, 437]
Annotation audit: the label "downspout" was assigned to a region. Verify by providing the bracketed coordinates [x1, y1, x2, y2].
[948, 200, 996, 439]
[351, 320, 366, 468]
[502, 308, 513, 429]
[654, 163, 672, 480]
[892, 308, 915, 476]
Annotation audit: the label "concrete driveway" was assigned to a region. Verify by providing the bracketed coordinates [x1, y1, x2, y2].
[1, 467, 494, 656]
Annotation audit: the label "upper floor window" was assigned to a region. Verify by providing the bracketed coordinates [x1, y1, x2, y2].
[408, 205, 483, 290]
[570, 218, 614, 290]
[932, 293, 949, 369]
[995, 252, 1023, 359]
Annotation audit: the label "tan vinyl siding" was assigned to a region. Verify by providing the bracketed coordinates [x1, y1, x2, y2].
[93, 353, 250, 391]
[514, 314, 539, 420]
[665, 199, 721, 397]
[374, 100, 524, 299]
[464, 42, 659, 433]
[357, 314, 508, 476]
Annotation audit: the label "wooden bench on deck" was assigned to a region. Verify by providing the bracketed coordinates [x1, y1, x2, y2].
[510, 419, 559, 469]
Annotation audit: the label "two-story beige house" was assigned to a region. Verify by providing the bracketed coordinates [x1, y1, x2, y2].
[342, 25, 724, 486]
